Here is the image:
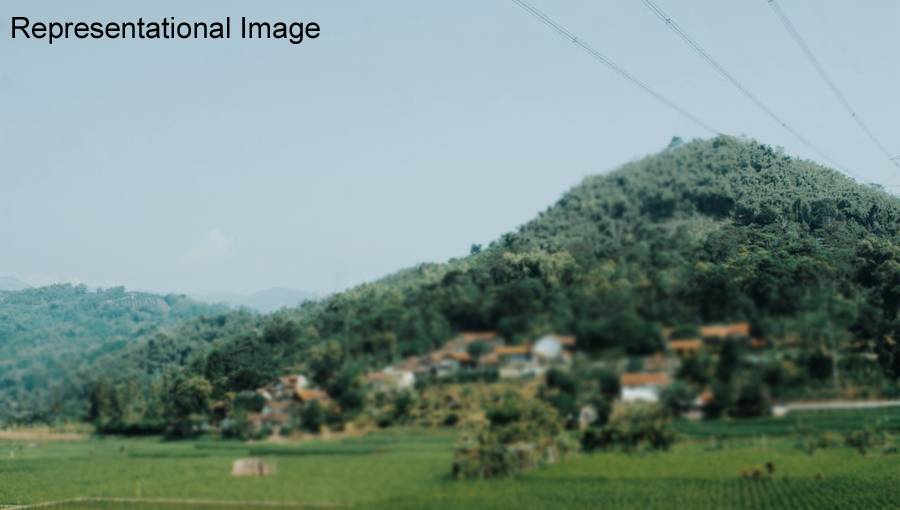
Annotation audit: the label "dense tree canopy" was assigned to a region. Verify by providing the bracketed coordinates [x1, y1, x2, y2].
[5, 136, 899, 428]
[0, 285, 226, 424]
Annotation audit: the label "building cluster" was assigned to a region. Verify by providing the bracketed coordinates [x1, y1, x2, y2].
[618, 322, 762, 410]
[242, 323, 764, 432]
[367, 331, 578, 389]
[245, 374, 331, 431]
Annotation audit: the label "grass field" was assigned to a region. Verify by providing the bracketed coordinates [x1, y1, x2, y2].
[1, 409, 898, 510]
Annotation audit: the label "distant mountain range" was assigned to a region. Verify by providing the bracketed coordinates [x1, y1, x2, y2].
[0, 276, 30, 291]
[195, 287, 316, 313]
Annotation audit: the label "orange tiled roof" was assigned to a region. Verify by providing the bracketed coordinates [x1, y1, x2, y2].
[669, 339, 702, 352]
[295, 389, 329, 402]
[459, 331, 498, 343]
[700, 322, 750, 338]
[481, 353, 500, 365]
[446, 351, 473, 363]
[555, 335, 576, 347]
[495, 345, 532, 356]
[620, 372, 671, 387]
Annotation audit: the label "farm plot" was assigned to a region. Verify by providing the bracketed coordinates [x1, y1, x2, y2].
[1, 425, 898, 510]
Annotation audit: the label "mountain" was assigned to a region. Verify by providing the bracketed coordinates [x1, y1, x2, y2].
[80, 136, 900, 431]
[0, 276, 30, 291]
[196, 287, 317, 313]
[0, 284, 228, 424]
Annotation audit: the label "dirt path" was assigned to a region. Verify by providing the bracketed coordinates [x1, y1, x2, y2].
[0, 430, 86, 441]
[773, 399, 900, 417]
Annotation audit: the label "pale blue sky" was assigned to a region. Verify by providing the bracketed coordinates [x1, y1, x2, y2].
[1, 1, 898, 295]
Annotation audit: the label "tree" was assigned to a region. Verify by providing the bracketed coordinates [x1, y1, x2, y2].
[165, 375, 212, 438]
[466, 341, 492, 362]
[660, 382, 697, 417]
[730, 378, 771, 418]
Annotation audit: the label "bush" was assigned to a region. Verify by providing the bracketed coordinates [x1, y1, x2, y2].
[795, 430, 836, 455]
[660, 382, 697, 417]
[392, 390, 416, 421]
[233, 391, 265, 413]
[807, 351, 834, 381]
[220, 411, 256, 440]
[843, 428, 887, 455]
[443, 413, 460, 427]
[452, 394, 573, 479]
[582, 403, 675, 452]
[300, 401, 326, 433]
[730, 379, 771, 418]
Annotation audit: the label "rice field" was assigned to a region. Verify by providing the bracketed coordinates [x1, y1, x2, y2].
[1, 411, 898, 510]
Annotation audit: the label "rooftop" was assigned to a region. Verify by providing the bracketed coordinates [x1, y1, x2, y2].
[620, 372, 671, 387]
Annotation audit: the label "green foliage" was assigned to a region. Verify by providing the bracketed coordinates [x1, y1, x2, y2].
[0, 284, 225, 425]
[300, 401, 326, 433]
[453, 393, 572, 479]
[842, 427, 891, 455]
[730, 378, 772, 419]
[582, 403, 675, 452]
[466, 340, 492, 361]
[233, 391, 265, 413]
[164, 375, 213, 438]
[8, 137, 900, 429]
[660, 382, 698, 417]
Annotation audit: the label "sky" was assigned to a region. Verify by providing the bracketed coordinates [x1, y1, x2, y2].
[1, 0, 898, 296]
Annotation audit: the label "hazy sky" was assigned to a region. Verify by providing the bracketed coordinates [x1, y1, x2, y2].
[1, 1, 898, 295]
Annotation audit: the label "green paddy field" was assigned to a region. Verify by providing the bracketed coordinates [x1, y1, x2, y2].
[2, 408, 899, 510]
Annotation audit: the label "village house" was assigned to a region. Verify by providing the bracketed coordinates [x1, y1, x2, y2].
[700, 322, 751, 339]
[533, 334, 576, 363]
[665, 322, 764, 355]
[373, 331, 579, 384]
[495, 344, 542, 379]
[620, 372, 671, 403]
[364, 367, 416, 393]
[669, 339, 703, 356]
[244, 375, 331, 433]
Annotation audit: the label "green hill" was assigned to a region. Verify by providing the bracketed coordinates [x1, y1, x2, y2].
[0, 284, 226, 424]
[35, 136, 900, 429]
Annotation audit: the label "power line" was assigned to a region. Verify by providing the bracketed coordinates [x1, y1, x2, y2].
[767, 0, 900, 173]
[640, 0, 862, 181]
[507, 0, 720, 135]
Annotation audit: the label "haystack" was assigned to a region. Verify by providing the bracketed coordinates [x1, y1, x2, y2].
[231, 457, 275, 476]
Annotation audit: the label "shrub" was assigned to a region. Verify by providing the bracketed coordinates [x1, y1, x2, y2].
[443, 413, 460, 427]
[300, 401, 326, 433]
[843, 428, 887, 455]
[220, 411, 255, 440]
[392, 390, 416, 421]
[659, 382, 697, 417]
[795, 430, 836, 455]
[233, 391, 265, 413]
[582, 403, 675, 452]
[807, 351, 835, 381]
[730, 379, 771, 418]
[452, 394, 573, 479]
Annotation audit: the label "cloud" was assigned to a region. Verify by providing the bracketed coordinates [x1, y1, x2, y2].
[188, 227, 234, 260]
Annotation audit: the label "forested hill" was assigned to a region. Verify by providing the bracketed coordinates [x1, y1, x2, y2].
[0, 284, 226, 423]
[56, 137, 900, 427]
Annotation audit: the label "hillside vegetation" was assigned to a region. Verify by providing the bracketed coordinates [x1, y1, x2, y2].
[78, 136, 900, 432]
[0, 285, 226, 424]
[2, 136, 896, 430]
